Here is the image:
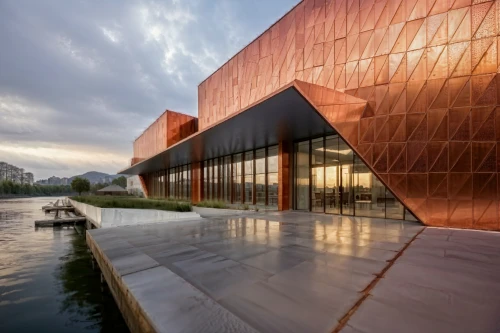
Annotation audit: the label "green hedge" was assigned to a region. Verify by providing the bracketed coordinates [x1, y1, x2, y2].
[70, 196, 192, 212]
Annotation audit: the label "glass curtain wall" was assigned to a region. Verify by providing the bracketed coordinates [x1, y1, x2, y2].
[295, 141, 309, 210]
[255, 149, 266, 205]
[224, 156, 231, 202]
[213, 159, 219, 200]
[267, 147, 278, 208]
[169, 170, 175, 198]
[150, 164, 190, 200]
[199, 145, 279, 207]
[244, 151, 253, 204]
[233, 154, 242, 203]
[294, 136, 405, 220]
[311, 138, 324, 212]
[339, 138, 354, 215]
[182, 165, 190, 200]
[147, 145, 280, 205]
[203, 164, 208, 200]
[207, 160, 213, 200]
[325, 136, 340, 214]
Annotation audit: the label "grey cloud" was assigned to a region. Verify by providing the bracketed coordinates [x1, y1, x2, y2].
[0, 0, 298, 178]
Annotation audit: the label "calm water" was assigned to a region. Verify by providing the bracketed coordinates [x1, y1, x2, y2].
[0, 197, 129, 333]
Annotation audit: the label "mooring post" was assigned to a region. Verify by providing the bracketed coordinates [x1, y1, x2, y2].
[90, 253, 97, 271]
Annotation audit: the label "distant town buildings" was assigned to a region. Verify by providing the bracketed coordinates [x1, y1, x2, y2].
[36, 176, 70, 186]
[0, 162, 34, 185]
[36, 174, 117, 186]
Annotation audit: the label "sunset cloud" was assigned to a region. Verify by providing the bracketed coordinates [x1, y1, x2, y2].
[0, 0, 298, 179]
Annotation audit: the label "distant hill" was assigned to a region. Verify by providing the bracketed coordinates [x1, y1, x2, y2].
[69, 171, 120, 184]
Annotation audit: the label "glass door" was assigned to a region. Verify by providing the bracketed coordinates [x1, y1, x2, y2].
[295, 141, 310, 210]
[341, 164, 354, 215]
[325, 165, 340, 214]
[311, 166, 324, 212]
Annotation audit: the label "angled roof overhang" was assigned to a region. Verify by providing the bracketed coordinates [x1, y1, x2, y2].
[119, 82, 338, 175]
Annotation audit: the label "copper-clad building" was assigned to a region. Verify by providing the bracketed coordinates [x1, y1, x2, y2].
[121, 0, 500, 231]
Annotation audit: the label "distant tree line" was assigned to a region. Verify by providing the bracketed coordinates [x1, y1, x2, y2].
[70, 176, 128, 196]
[0, 180, 74, 197]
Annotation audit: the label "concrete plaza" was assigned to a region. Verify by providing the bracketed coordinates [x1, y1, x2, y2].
[88, 211, 500, 333]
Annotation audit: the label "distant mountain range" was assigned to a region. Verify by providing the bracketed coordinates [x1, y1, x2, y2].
[69, 171, 120, 184]
[36, 171, 121, 185]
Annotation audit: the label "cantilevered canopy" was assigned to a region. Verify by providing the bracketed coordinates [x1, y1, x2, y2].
[119, 84, 335, 175]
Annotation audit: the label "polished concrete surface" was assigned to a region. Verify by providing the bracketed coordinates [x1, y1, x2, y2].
[88, 211, 500, 333]
[341, 227, 500, 333]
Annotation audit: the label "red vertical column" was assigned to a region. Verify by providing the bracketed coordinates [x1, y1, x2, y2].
[278, 141, 290, 211]
[191, 162, 202, 204]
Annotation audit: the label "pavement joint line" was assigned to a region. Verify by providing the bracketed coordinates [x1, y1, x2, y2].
[331, 226, 427, 333]
[120, 262, 161, 278]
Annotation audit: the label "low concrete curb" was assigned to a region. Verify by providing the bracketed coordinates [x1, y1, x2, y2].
[69, 199, 200, 228]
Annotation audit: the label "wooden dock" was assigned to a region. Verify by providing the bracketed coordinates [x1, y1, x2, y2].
[35, 217, 87, 227]
[42, 206, 75, 212]
[42, 199, 74, 212]
[36, 199, 86, 228]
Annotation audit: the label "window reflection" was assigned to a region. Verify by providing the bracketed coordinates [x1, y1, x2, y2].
[224, 156, 231, 203]
[244, 151, 253, 204]
[295, 141, 309, 210]
[255, 149, 265, 205]
[213, 158, 219, 200]
[267, 146, 279, 207]
[267, 173, 278, 207]
[386, 189, 404, 219]
[294, 136, 407, 220]
[233, 154, 242, 203]
[354, 155, 384, 218]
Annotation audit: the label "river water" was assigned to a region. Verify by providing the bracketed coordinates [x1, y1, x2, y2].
[0, 197, 129, 333]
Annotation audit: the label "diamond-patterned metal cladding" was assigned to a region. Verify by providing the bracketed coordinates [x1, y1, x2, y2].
[133, 110, 197, 162]
[199, 0, 500, 230]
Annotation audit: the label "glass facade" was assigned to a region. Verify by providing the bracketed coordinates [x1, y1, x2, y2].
[144, 137, 407, 220]
[146, 165, 190, 200]
[224, 156, 231, 202]
[233, 154, 242, 203]
[267, 146, 278, 208]
[199, 145, 278, 206]
[255, 149, 265, 205]
[294, 136, 406, 220]
[244, 151, 253, 204]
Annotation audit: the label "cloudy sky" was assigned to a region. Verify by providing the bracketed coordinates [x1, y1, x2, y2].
[0, 0, 298, 180]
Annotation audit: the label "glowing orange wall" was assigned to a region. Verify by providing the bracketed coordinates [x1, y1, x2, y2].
[133, 110, 197, 162]
[198, 0, 500, 230]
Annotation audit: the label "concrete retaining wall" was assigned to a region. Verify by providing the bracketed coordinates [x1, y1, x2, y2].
[69, 199, 200, 228]
[192, 206, 257, 218]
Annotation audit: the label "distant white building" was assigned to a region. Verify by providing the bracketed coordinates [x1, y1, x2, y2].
[127, 176, 144, 197]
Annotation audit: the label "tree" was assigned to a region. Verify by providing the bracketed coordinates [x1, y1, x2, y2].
[112, 176, 127, 189]
[71, 177, 90, 196]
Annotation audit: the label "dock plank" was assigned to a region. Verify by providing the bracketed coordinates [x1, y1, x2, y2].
[35, 217, 86, 227]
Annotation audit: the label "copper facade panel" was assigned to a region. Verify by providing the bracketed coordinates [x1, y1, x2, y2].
[133, 110, 197, 161]
[115, 0, 493, 229]
[192, 0, 500, 229]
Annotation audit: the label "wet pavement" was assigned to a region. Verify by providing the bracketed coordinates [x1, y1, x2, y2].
[341, 227, 500, 333]
[87, 211, 500, 333]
